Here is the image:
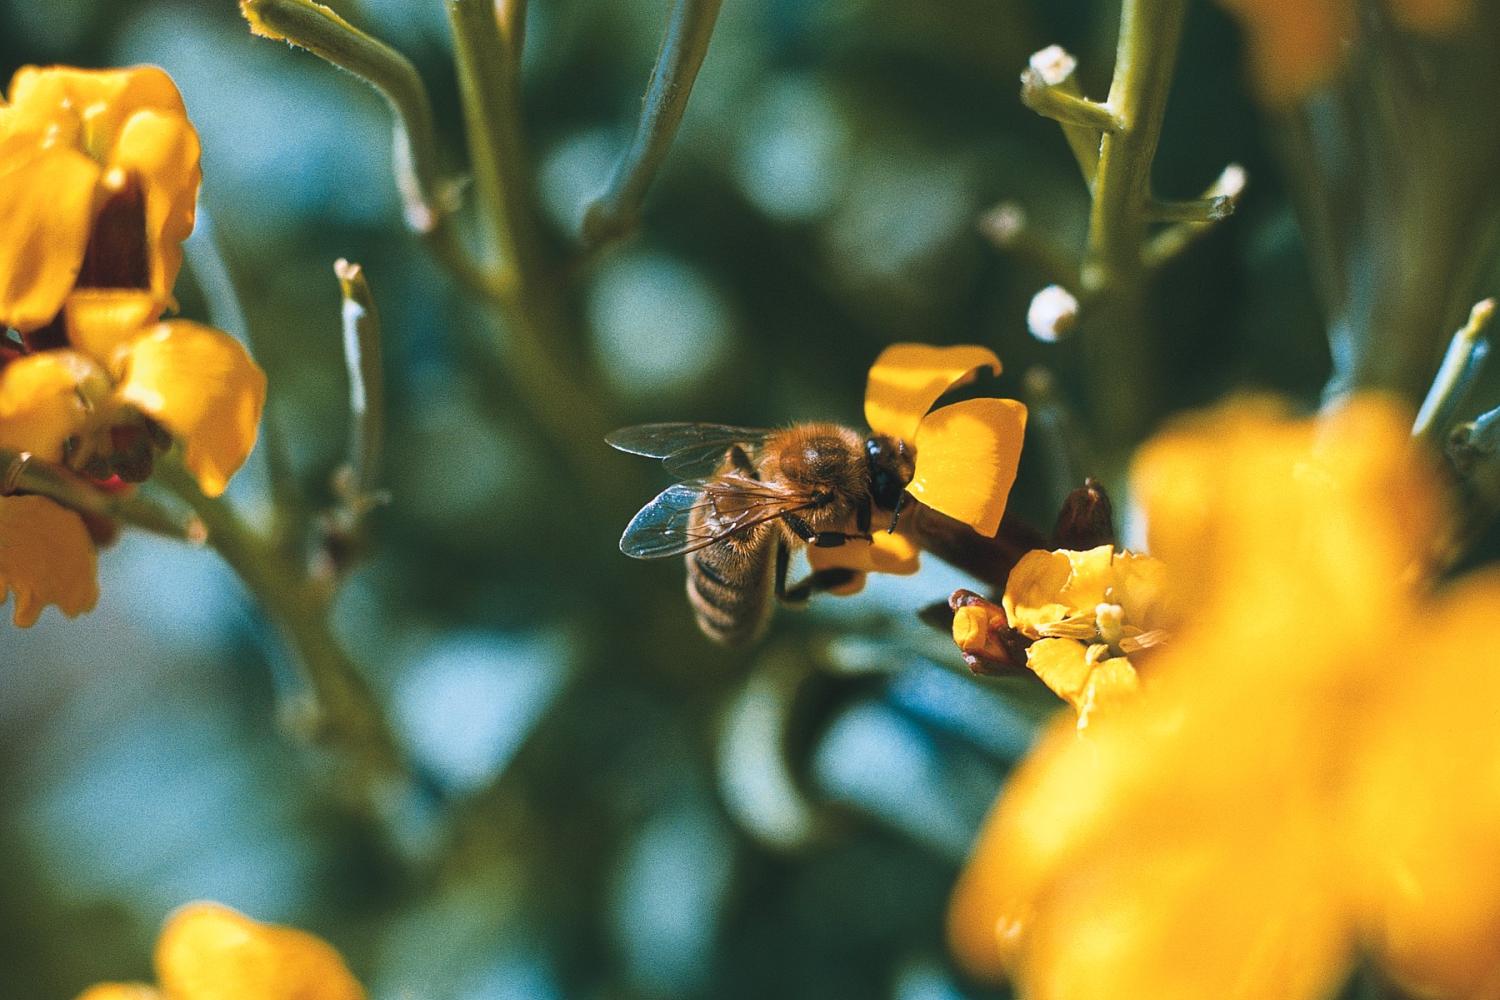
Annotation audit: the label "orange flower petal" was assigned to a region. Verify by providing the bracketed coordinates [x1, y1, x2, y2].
[909, 397, 1026, 537]
[0, 350, 105, 462]
[806, 528, 921, 577]
[65, 289, 165, 370]
[1214, 0, 1349, 105]
[109, 107, 201, 305]
[0, 495, 99, 627]
[863, 344, 1001, 443]
[1352, 572, 1500, 999]
[4, 66, 186, 160]
[0, 142, 101, 331]
[155, 902, 366, 1000]
[116, 321, 266, 497]
[74, 987, 163, 1000]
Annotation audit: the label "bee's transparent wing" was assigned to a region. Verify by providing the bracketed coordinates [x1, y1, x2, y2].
[619, 477, 816, 559]
[606, 423, 774, 478]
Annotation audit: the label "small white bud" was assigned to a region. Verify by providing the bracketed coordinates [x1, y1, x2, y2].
[1027, 284, 1080, 343]
[978, 202, 1026, 246]
[1028, 45, 1078, 87]
[1214, 163, 1248, 200]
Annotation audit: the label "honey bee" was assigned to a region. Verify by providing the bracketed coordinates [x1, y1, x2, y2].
[608, 422, 916, 645]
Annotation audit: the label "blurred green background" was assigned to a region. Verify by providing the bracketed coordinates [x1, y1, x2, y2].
[2, 0, 1469, 996]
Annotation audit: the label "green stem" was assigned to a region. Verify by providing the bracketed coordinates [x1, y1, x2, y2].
[334, 259, 385, 502]
[1020, 46, 1102, 185]
[2, 451, 195, 539]
[1078, 0, 1189, 445]
[582, 0, 725, 249]
[446, 0, 618, 483]
[240, 0, 500, 297]
[158, 460, 408, 793]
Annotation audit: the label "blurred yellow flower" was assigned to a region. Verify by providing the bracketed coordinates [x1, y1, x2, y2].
[1217, 0, 1471, 104]
[77, 902, 366, 1000]
[948, 395, 1500, 1000]
[0, 65, 200, 332]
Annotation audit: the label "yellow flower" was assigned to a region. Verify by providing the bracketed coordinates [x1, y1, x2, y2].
[948, 396, 1500, 999]
[0, 65, 200, 332]
[998, 544, 1170, 725]
[2, 289, 266, 496]
[77, 902, 366, 1000]
[863, 344, 1027, 538]
[1216, 0, 1471, 104]
[0, 290, 264, 626]
[809, 344, 1028, 589]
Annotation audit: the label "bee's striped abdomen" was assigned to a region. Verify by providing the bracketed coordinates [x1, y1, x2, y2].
[685, 527, 775, 646]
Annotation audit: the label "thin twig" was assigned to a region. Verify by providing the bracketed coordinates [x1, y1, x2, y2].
[581, 0, 724, 249]
[241, 0, 502, 298]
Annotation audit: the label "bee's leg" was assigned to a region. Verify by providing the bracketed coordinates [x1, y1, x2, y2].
[784, 513, 873, 548]
[856, 496, 872, 535]
[780, 567, 860, 605]
[728, 445, 759, 479]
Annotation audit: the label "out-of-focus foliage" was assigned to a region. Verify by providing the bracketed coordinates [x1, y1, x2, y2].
[3, 0, 1493, 997]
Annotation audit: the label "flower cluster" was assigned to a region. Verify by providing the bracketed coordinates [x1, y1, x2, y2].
[948, 396, 1500, 1000]
[78, 902, 365, 1000]
[0, 66, 265, 626]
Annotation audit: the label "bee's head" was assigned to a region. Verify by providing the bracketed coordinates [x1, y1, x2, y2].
[864, 434, 914, 512]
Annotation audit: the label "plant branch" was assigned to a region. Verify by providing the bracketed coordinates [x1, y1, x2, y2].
[157, 459, 410, 796]
[582, 0, 725, 249]
[334, 259, 386, 504]
[446, 0, 619, 486]
[240, 0, 500, 298]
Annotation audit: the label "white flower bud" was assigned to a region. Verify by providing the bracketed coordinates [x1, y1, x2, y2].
[1027, 284, 1080, 343]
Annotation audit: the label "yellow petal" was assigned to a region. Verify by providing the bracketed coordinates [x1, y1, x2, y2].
[863, 343, 1001, 443]
[1024, 637, 1093, 703]
[5, 66, 186, 162]
[908, 397, 1026, 537]
[964, 651, 1354, 1000]
[0, 142, 101, 331]
[1074, 653, 1139, 728]
[1213, 0, 1349, 105]
[806, 528, 921, 577]
[109, 107, 200, 304]
[1131, 395, 1434, 658]
[155, 902, 366, 1000]
[1109, 549, 1174, 632]
[1352, 572, 1500, 999]
[0, 495, 99, 626]
[1002, 549, 1076, 633]
[65, 289, 164, 370]
[74, 987, 163, 1000]
[0, 350, 106, 461]
[115, 322, 267, 497]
